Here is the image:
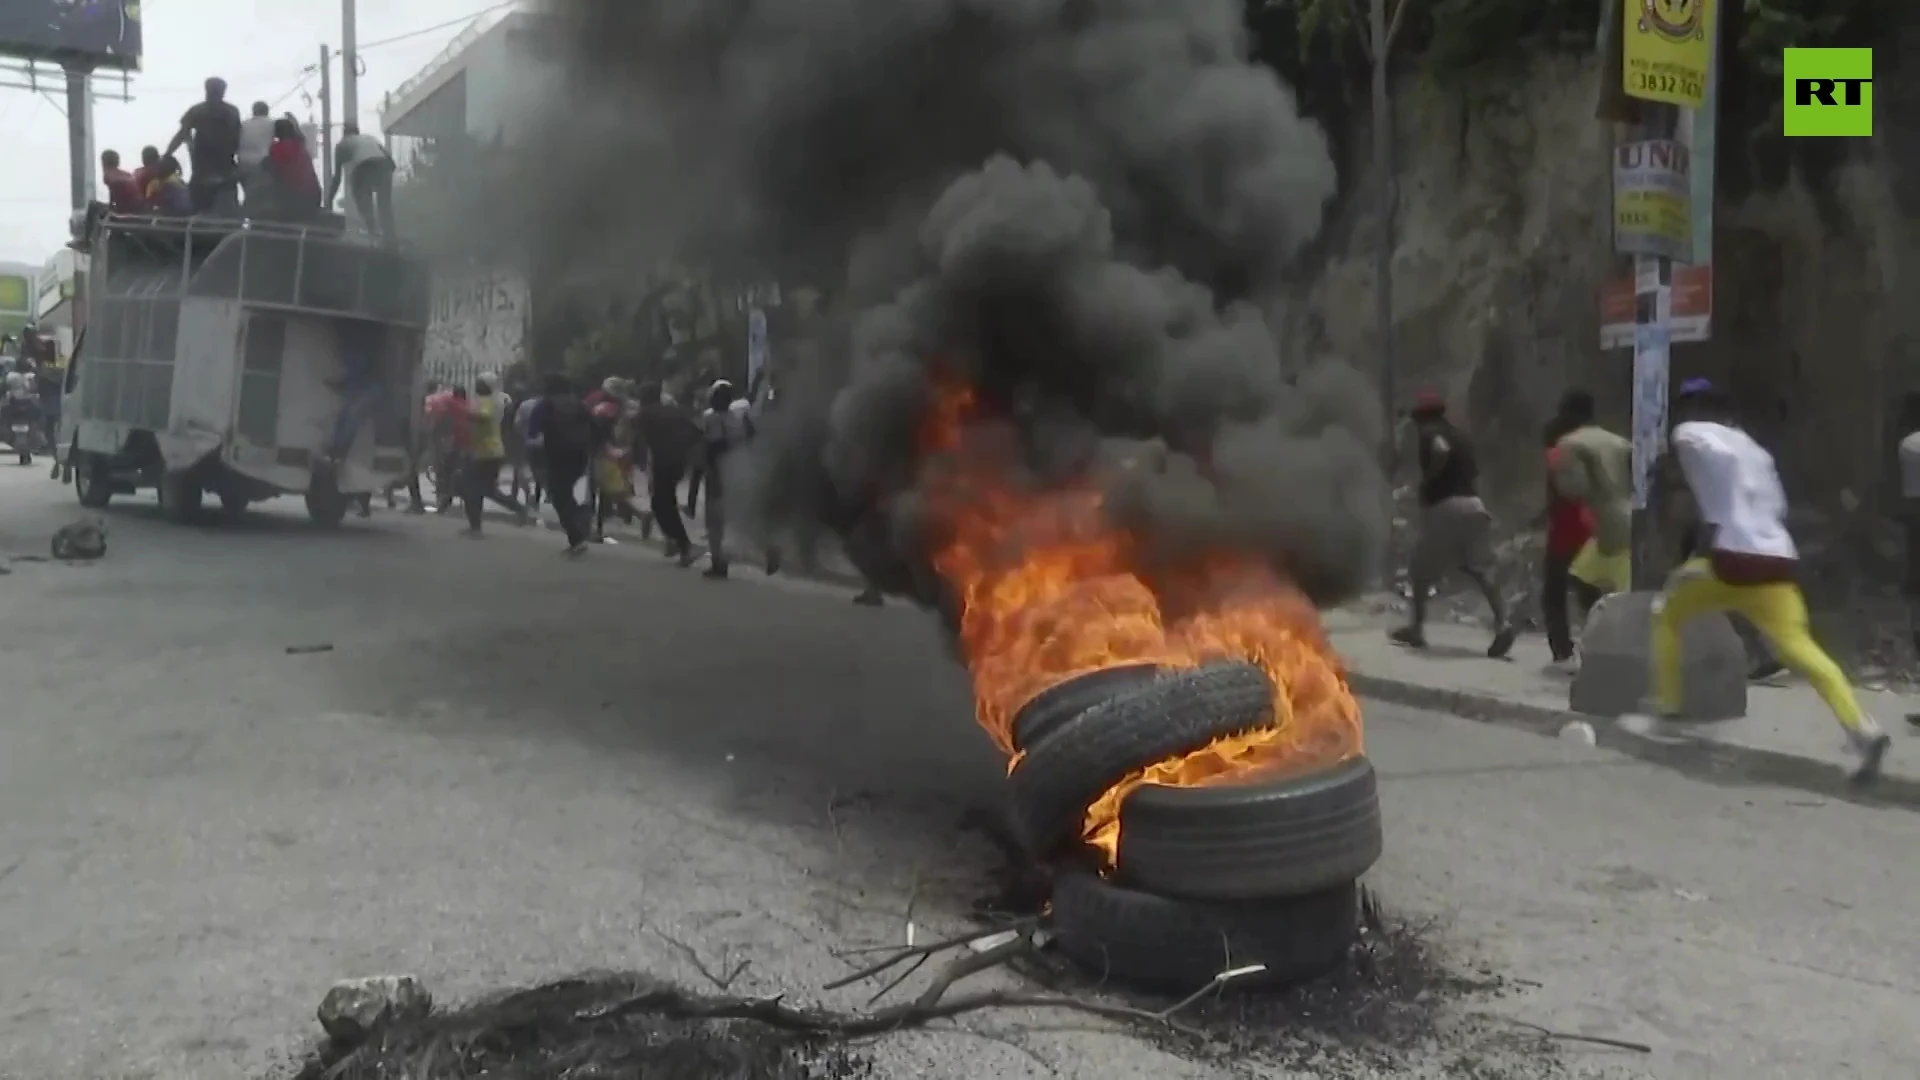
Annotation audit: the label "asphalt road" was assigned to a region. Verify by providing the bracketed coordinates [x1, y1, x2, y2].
[0, 465, 1914, 1079]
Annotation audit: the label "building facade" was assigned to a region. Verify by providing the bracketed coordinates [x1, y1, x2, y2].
[31, 249, 81, 359]
[379, 5, 558, 386]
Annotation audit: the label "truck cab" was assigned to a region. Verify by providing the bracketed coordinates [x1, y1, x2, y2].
[58, 211, 430, 525]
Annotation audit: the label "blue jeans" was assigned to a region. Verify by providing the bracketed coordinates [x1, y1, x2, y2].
[329, 321, 385, 459]
[329, 381, 385, 460]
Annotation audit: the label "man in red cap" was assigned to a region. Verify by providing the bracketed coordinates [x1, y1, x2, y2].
[1392, 389, 1516, 658]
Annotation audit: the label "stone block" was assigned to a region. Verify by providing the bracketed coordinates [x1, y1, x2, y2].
[317, 974, 432, 1045]
[1569, 589, 1747, 720]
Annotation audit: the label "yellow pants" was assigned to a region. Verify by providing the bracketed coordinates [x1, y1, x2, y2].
[1651, 558, 1866, 734]
[1569, 539, 1630, 593]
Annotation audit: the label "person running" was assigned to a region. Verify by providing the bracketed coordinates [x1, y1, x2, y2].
[589, 392, 642, 542]
[424, 382, 463, 512]
[1391, 390, 1515, 658]
[1550, 388, 1632, 608]
[528, 373, 595, 555]
[515, 387, 545, 509]
[384, 380, 436, 513]
[1623, 379, 1892, 784]
[1540, 414, 1600, 667]
[697, 379, 751, 579]
[460, 374, 530, 534]
[636, 381, 699, 566]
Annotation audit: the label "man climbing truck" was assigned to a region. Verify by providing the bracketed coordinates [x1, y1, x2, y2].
[56, 204, 430, 525]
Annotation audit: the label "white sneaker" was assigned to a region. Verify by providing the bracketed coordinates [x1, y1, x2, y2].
[1847, 722, 1892, 787]
[1617, 712, 1685, 740]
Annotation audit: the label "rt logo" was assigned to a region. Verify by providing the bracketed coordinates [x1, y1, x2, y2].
[1783, 48, 1872, 137]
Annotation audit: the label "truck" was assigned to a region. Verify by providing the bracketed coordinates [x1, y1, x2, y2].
[55, 210, 431, 526]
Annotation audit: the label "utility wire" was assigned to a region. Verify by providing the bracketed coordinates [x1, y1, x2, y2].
[355, 0, 524, 53]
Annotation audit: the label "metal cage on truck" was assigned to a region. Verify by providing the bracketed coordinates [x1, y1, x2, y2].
[63, 212, 433, 523]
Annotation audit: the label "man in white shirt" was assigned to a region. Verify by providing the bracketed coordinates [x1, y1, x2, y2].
[1627, 380, 1890, 783]
[327, 122, 396, 239]
[237, 101, 275, 211]
[1897, 394, 1920, 658]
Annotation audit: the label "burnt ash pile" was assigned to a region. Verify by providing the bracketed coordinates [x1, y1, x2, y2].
[290, 976, 872, 1080]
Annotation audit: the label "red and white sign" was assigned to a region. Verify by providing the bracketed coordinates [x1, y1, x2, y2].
[1600, 263, 1711, 348]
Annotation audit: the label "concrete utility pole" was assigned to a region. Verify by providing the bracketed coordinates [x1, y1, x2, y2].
[341, 0, 358, 127]
[1628, 104, 1678, 591]
[1369, 0, 1395, 472]
[61, 63, 94, 212]
[319, 44, 335, 195]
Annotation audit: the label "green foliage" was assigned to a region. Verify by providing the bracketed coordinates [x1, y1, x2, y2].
[1271, 0, 1361, 60]
[1737, 0, 1870, 74]
[1265, 0, 1882, 79]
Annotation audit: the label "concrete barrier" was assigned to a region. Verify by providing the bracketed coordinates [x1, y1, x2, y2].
[1570, 589, 1748, 720]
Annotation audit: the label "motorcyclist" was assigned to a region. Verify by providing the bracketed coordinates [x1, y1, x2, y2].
[2, 371, 43, 448]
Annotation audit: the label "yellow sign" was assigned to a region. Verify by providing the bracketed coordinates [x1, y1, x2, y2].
[1622, 0, 1715, 109]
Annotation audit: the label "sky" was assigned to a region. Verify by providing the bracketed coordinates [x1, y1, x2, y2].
[0, 0, 519, 265]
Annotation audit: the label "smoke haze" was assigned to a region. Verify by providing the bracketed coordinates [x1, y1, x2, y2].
[532, 0, 1389, 608]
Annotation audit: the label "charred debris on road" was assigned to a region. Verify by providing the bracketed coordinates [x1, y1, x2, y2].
[287, 818, 1611, 1080]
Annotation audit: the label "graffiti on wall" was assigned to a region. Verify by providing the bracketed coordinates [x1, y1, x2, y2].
[425, 269, 527, 389]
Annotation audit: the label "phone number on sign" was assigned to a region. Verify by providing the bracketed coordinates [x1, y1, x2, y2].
[1628, 70, 1703, 100]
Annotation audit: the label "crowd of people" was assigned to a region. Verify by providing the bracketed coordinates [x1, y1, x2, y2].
[96, 76, 395, 236]
[1393, 382, 1893, 786]
[379, 370, 835, 587]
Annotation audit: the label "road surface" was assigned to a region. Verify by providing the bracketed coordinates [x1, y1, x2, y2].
[0, 465, 1913, 1078]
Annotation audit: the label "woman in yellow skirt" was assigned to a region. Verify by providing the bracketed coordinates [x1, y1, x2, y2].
[590, 396, 651, 540]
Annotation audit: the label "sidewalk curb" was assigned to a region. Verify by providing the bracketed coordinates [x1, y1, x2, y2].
[1345, 671, 1920, 812]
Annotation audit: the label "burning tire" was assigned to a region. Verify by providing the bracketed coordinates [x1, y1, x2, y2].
[1007, 660, 1273, 855]
[1112, 755, 1382, 901]
[1050, 865, 1358, 992]
[1011, 664, 1163, 751]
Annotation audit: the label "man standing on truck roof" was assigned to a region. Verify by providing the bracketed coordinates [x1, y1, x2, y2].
[237, 101, 275, 211]
[166, 77, 242, 215]
[329, 123, 397, 240]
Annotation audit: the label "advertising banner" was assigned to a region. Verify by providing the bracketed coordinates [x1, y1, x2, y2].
[1622, 0, 1714, 108]
[0, 1, 141, 70]
[1613, 138, 1691, 260]
[1602, 11, 1716, 348]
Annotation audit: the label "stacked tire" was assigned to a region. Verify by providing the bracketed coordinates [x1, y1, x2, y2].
[1007, 660, 1383, 992]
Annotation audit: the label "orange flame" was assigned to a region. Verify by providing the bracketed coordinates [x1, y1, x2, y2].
[920, 375, 1363, 866]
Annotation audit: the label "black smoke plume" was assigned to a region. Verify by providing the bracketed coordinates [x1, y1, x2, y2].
[535, 0, 1389, 608]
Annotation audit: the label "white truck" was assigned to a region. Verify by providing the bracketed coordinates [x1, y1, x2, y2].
[55, 211, 430, 526]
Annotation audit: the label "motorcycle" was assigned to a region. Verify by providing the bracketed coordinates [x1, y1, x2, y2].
[3, 402, 43, 466]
